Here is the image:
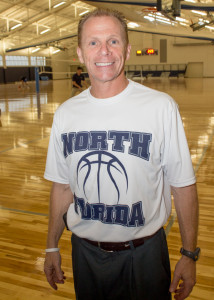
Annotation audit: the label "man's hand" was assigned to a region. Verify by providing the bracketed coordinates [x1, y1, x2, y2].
[169, 256, 196, 300]
[44, 252, 66, 290]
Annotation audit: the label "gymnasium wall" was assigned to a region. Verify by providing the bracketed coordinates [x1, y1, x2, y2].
[0, 66, 52, 84]
[0, 67, 35, 84]
[51, 51, 70, 80]
[127, 32, 214, 77]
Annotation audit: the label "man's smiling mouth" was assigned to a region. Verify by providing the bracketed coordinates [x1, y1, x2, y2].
[95, 62, 114, 66]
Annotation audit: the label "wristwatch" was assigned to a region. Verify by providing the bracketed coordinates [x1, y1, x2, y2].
[180, 247, 200, 261]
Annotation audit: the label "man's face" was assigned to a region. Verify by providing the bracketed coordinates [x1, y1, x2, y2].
[77, 69, 82, 75]
[77, 16, 131, 85]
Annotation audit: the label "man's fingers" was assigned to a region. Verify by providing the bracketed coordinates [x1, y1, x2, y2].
[45, 268, 65, 289]
[44, 267, 58, 290]
[47, 277, 58, 290]
[53, 276, 64, 284]
[53, 271, 65, 283]
[171, 257, 196, 299]
[44, 264, 65, 289]
[169, 273, 181, 293]
[173, 281, 194, 300]
[44, 252, 66, 290]
[54, 264, 65, 281]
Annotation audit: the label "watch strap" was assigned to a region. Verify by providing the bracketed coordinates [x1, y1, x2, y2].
[180, 247, 200, 261]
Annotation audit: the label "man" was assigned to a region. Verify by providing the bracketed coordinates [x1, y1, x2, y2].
[18, 75, 29, 89]
[71, 66, 87, 97]
[44, 9, 199, 300]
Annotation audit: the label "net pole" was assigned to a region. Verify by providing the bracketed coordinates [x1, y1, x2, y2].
[35, 67, 40, 93]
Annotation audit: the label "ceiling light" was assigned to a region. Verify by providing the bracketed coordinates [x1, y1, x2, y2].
[79, 10, 89, 16]
[191, 10, 207, 16]
[176, 17, 189, 23]
[11, 23, 22, 30]
[198, 18, 209, 24]
[184, 0, 196, 2]
[53, 2, 65, 9]
[156, 15, 172, 22]
[180, 22, 189, 27]
[53, 49, 61, 54]
[128, 22, 140, 28]
[156, 19, 172, 25]
[144, 16, 155, 22]
[32, 48, 40, 53]
[40, 28, 50, 34]
[205, 25, 214, 30]
[145, 14, 172, 25]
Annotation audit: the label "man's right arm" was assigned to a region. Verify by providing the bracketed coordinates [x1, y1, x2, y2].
[44, 182, 73, 290]
[72, 75, 82, 89]
[72, 81, 82, 89]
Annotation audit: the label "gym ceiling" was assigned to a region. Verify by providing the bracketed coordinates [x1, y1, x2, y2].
[0, 0, 213, 57]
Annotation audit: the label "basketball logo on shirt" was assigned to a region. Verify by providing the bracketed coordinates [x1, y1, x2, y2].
[76, 151, 128, 204]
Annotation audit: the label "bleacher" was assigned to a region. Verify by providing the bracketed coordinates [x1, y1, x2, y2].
[125, 64, 187, 80]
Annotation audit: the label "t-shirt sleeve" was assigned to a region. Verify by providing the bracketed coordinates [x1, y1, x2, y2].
[161, 99, 196, 187]
[44, 113, 69, 184]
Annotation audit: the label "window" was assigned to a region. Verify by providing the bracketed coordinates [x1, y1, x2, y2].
[3, 55, 46, 67]
[31, 56, 46, 66]
[5, 55, 29, 66]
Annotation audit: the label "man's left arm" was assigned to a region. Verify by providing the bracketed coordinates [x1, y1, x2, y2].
[169, 183, 199, 300]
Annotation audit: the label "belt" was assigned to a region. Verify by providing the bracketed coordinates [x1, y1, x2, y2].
[82, 230, 159, 252]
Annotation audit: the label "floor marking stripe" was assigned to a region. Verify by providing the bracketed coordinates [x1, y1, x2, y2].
[0, 206, 48, 217]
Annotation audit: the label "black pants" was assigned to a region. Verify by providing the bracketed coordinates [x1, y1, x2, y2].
[71, 228, 171, 300]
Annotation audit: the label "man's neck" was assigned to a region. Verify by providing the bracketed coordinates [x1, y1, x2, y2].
[90, 77, 129, 99]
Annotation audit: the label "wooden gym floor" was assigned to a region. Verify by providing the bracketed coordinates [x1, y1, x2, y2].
[0, 78, 213, 299]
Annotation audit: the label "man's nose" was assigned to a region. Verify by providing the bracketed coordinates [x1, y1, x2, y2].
[99, 42, 110, 55]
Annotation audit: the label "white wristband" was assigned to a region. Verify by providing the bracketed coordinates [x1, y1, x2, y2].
[45, 248, 60, 253]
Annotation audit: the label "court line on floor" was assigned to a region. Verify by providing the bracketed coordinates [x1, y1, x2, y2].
[165, 128, 214, 237]
[0, 206, 48, 217]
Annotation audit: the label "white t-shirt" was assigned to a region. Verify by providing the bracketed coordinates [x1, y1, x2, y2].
[44, 80, 196, 242]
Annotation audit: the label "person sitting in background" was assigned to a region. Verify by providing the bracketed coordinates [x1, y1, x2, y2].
[71, 66, 87, 97]
[18, 76, 29, 89]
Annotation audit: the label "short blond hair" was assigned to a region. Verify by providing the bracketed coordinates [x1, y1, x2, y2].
[78, 8, 129, 47]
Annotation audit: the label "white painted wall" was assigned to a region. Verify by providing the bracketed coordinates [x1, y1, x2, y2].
[126, 32, 214, 77]
[51, 51, 70, 80]
[185, 62, 203, 78]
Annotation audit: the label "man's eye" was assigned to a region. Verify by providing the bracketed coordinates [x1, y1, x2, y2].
[110, 40, 118, 45]
[90, 41, 96, 46]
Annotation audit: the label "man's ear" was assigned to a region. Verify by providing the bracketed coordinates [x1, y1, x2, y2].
[125, 44, 131, 61]
[77, 47, 84, 64]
